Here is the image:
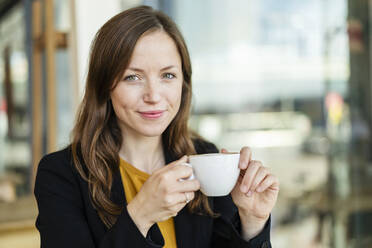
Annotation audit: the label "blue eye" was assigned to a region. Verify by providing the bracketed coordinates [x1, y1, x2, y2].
[124, 74, 140, 81]
[163, 73, 175, 79]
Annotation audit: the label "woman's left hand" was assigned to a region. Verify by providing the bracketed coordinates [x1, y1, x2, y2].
[222, 147, 279, 240]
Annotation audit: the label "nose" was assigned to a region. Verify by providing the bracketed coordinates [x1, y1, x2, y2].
[143, 79, 161, 103]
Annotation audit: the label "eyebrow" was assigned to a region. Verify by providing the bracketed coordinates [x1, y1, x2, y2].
[127, 65, 177, 72]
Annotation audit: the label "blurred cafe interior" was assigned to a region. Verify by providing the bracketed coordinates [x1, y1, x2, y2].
[0, 0, 372, 247]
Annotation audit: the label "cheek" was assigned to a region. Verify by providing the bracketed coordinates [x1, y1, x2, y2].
[111, 87, 137, 113]
[169, 84, 183, 109]
[111, 92, 124, 112]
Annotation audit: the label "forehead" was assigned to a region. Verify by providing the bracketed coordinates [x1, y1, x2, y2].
[128, 30, 182, 68]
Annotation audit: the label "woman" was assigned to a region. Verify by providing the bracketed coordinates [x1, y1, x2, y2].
[34, 5, 279, 248]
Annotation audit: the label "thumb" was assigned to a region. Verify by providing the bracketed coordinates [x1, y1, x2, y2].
[178, 155, 188, 163]
[168, 155, 188, 168]
[221, 148, 229, 153]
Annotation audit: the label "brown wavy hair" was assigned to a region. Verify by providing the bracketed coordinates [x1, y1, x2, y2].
[71, 5, 215, 228]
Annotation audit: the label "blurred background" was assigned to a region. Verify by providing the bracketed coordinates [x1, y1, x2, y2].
[0, 0, 371, 247]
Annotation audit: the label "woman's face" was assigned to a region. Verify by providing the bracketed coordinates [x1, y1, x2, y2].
[111, 30, 183, 138]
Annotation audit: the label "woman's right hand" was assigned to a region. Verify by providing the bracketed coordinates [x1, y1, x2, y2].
[126, 155, 200, 237]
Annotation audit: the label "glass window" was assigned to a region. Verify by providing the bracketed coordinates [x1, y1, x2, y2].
[0, 3, 31, 204]
[163, 0, 371, 247]
[55, 0, 75, 148]
[0, 1, 75, 247]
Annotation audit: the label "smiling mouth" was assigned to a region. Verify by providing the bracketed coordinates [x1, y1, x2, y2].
[138, 110, 165, 119]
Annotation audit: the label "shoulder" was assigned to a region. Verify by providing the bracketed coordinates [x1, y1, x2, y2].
[34, 146, 80, 195]
[34, 146, 86, 211]
[37, 146, 75, 175]
[192, 138, 219, 154]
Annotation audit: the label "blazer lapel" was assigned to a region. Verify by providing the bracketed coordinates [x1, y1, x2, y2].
[174, 200, 215, 248]
[111, 168, 126, 206]
[174, 208, 197, 248]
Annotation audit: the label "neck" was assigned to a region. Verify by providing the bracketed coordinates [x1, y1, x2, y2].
[119, 130, 165, 174]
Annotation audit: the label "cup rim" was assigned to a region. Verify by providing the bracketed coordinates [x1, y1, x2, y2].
[188, 152, 240, 158]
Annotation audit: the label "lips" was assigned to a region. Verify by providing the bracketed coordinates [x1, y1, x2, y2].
[138, 110, 165, 119]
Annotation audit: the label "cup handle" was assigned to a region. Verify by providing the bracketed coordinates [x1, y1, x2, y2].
[179, 162, 195, 181]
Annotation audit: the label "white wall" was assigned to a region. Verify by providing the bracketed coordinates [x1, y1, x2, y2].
[73, 0, 122, 96]
[73, 0, 146, 97]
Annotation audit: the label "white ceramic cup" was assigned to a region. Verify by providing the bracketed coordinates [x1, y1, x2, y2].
[183, 153, 240, 196]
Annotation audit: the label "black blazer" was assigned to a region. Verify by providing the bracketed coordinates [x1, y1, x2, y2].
[34, 139, 271, 248]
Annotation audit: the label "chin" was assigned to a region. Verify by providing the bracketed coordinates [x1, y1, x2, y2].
[139, 126, 168, 137]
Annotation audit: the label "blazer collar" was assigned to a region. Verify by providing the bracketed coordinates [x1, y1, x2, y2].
[111, 168, 126, 206]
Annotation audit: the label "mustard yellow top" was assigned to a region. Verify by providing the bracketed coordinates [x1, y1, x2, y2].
[119, 158, 177, 248]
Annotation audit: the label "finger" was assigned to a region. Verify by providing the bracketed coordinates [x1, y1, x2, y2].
[240, 160, 262, 193]
[164, 193, 191, 209]
[173, 191, 195, 205]
[256, 174, 280, 193]
[221, 148, 239, 154]
[249, 166, 270, 193]
[168, 164, 194, 181]
[168, 202, 186, 217]
[156, 155, 188, 174]
[221, 148, 228, 153]
[184, 191, 195, 203]
[157, 166, 193, 191]
[173, 155, 188, 165]
[168, 197, 193, 216]
[165, 155, 192, 176]
[236, 169, 245, 184]
[177, 179, 200, 192]
[239, 146, 252, 169]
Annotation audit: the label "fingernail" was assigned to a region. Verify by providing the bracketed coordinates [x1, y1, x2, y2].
[239, 162, 245, 169]
[240, 185, 248, 193]
[246, 190, 253, 197]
